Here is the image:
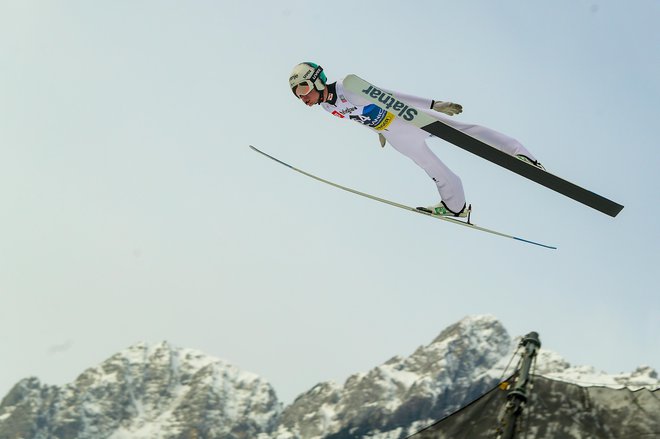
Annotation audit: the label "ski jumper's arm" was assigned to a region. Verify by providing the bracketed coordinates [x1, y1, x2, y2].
[344, 82, 459, 117]
[379, 88, 435, 110]
[338, 82, 436, 110]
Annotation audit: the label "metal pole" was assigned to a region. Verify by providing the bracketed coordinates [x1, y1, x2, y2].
[498, 332, 541, 439]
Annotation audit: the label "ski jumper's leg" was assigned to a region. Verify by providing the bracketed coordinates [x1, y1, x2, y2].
[425, 111, 537, 160]
[383, 121, 466, 213]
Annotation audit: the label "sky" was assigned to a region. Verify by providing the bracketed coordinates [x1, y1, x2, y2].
[0, 1, 658, 405]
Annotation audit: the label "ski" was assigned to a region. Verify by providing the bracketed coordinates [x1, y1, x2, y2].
[343, 74, 624, 218]
[249, 145, 557, 250]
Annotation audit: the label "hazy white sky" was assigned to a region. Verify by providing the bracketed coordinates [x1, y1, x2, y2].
[1, 0, 658, 404]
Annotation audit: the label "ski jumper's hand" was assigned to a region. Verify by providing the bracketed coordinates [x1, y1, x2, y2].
[378, 133, 386, 148]
[432, 101, 463, 116]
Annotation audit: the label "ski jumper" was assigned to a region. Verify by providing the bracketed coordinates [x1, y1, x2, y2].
[320, 78, 537, 213]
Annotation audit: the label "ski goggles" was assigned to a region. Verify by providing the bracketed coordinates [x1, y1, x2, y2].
[292, 81, 315, 98]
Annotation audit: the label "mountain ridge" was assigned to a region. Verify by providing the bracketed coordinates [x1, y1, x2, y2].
[1, 315, 657, 439]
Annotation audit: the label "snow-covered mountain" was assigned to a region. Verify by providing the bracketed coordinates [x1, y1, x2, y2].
[272, 316, 659, 438]
[1, 316, 657, 439]
[273, 316, 513, 439]
[0, 342, 280, 439]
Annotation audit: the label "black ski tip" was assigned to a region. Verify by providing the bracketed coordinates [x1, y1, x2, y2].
[609, 203, 624, 217]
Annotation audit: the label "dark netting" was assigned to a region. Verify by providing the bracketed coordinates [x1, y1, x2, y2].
[407, 376, 660, 439]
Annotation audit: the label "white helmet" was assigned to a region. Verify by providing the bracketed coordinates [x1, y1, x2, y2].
[289, 62, 327, 97]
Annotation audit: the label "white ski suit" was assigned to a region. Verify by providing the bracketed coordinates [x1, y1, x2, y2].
[320, 79, 537, 213]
